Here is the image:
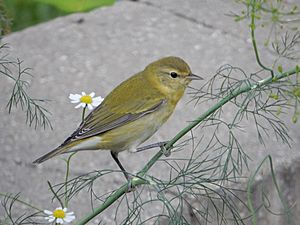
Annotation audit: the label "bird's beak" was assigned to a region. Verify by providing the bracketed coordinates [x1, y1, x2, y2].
[188, 73, 204, 80]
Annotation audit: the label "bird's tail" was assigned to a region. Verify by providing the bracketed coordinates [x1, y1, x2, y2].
[33, 145, 69, 164]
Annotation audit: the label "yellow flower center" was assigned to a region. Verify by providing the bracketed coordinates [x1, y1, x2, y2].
[53, 209, 65, 219]
[80, 95, 92, 104]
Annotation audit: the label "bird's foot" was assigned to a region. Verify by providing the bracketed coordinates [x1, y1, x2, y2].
[161, 143, 171, 157]
[125, 175, 136, 192]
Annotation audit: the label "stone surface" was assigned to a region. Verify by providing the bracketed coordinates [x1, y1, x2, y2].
[0, 0, 299, 224]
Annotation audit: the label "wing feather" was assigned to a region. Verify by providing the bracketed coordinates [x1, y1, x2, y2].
[73, 100, 165, 140]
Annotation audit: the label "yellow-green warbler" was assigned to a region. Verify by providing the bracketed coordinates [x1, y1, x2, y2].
[33, 56, 202, 179]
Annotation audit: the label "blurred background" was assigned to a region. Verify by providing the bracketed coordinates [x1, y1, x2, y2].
[0, 0, 116, 34]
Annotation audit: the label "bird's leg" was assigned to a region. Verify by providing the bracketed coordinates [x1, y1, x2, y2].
[110, 151, 135, 192]
[110, 151, 130, 181]
[136, 141, 172, 157]
[136, 141, 168, 152]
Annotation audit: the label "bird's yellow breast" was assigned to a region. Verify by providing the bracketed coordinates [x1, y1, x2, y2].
[97, 100, 175, 152]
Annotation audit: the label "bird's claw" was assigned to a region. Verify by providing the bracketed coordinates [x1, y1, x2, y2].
[126, 175, 136, 192]
[161, 144, 171, 157]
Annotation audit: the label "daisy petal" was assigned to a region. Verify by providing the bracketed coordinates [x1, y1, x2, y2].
[69, 94, 81, 101]
[91, 102, 100, 107]
[44, 210, 53, 215]
[93, 96, 104, 102]
[81, 92, 86, 96]
[63, 208, 68, 212]
[75, 103, 85, 109]
[71, 100, 80, 103]
[92, 97, 104, 107]
[45, 216, 50, 221]
[48, 216, 55, 222]
[64, 215, 76, 222]
[89, 92, 95, 97]
[87, 104, 93, 110]
[91, 101, 99, 107]
[57, 218, 64, 224]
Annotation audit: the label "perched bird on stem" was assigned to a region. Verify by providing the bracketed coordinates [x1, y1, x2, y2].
[33, 56, 202, 180]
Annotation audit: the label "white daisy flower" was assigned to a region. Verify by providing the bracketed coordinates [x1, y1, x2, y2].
[44, 207, 75, 224]
[69, 92, 104, 110]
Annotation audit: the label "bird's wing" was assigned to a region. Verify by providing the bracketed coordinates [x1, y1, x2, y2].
[71, 99, 165, 140]
[63, 73, 166, 143]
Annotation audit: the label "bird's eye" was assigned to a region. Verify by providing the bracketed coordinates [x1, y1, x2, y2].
[170, 72, 178, 78]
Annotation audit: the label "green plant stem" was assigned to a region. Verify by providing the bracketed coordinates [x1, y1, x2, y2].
[64, 152, 76, 207]
[75, 67, 298, 225]
[0, 192, 43, 212]
[250, 0, 274, 77]
[76, 178, 148, 225]
[63, 105, 86, 207]
[82, 105, 87, 121]
[47, 181, 64, 208]
[247, 155, 294, 225]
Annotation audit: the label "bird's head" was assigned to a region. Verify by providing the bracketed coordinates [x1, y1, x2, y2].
[144, 56, 203, 99]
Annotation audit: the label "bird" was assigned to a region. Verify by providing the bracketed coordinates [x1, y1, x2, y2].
[33, 56, 203, 180]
